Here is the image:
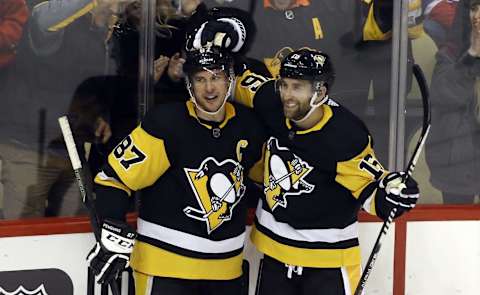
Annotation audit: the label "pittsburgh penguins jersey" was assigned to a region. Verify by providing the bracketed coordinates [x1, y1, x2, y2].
[94, 101, 265, 280]
[235, 70, 388, 268]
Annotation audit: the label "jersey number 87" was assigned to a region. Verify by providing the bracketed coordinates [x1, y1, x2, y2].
[113, 136, 147, 170]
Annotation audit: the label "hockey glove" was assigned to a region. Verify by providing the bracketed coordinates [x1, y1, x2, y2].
[188, 18, 246, 53]
[87, 219, 136, 284]
[375, 172, 420, 220]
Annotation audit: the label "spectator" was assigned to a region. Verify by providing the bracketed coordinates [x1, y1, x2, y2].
[426, 0, 480, 204]
[423, 0, 459, 48]
[0, 0, 28, 70]
[111, 0, 190, 105]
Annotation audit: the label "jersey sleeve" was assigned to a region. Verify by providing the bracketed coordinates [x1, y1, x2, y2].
[335, 136, 387, 201]
[94, 125, 171, 193]
[234, 69, 272, 108]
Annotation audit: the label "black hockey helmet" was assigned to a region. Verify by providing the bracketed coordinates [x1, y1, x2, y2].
[183, 45, 234, 75]
[279, 48, 335, 90]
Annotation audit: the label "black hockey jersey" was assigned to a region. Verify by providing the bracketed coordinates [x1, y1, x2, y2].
[235, 70, 388, 268]
[94, 101, 265, 280]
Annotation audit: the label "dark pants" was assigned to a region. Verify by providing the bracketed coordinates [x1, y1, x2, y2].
[138, 261, 249, 295]
[147, 276, 244, 295]
[255, 256, 354, 295]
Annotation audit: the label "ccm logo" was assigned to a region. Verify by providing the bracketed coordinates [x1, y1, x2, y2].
[106, 234, 134, 249]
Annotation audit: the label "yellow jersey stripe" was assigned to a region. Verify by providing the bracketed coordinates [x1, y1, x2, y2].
[344, 264, 362, 295]
[132, 271, 153, 295]
[130, 241, 244, 280]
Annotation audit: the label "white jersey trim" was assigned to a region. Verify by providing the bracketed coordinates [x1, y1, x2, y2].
[256, 200, 359, 243]
[137, 218, 245, 253]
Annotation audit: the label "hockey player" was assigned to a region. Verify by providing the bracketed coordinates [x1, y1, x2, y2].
[191, 20, 420, 293]
[87, 45, 265, 294]
[236, 48, 420, 295]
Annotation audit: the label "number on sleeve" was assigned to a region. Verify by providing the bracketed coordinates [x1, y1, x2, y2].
[113, 136, 147, 170]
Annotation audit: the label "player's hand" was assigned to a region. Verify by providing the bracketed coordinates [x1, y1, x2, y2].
[187, 18, 246, 53]
[375, 172, 419, 220]
[268, 175, 277, 190]
[291, 158, 302, 175]
[211, 196, 222, 211]
[233, 165, 243, 179]
[87, 219, 136, 284]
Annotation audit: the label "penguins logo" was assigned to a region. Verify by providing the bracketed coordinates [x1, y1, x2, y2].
[183, 141, 248, 234]
[0, 285, 48, 295]
[264, 137, 314, 210]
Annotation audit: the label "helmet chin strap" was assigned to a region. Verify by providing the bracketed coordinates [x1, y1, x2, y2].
[291, 92, 329, 124]
[186, 68, 235, 117]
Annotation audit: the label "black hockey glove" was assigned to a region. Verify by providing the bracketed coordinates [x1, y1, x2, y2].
[87, 219, 136, 284]
[187, 18, 246, 53]
[375, 172, 420, 221]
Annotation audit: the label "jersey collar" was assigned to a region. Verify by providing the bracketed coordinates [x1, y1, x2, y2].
[285, 104, 333, 134]
[186, 101, 236, 129]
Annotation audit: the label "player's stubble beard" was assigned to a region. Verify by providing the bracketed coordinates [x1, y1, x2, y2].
[281, 97, 311, 121]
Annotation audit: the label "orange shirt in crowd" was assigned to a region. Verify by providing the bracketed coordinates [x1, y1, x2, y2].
[0, 0, 28, 68]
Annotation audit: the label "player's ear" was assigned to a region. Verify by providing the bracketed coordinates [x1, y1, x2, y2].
[314, 82, 327, 97]
[319, 85, 327, 95]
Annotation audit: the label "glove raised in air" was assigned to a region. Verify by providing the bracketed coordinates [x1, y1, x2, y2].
[187, 17, 246, 53]
[87, 219, 136, 284]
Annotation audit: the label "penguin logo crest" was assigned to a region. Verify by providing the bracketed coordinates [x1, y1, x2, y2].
[264, 137, 314, 210]
[183, 157, 245, 234]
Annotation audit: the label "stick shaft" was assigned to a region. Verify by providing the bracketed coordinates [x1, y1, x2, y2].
[59, 116, 121, 295]
[354, 64, 431, 295]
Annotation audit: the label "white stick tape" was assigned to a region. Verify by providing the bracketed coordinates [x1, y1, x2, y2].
[58, 116, 83, 170]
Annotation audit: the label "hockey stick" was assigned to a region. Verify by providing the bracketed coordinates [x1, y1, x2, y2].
[354, 64, 431, 295]
[264, 171, 295, 193]
[58, 116, 121, 295]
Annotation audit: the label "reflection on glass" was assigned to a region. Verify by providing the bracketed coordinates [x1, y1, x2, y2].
[0, 0, 30, 219]
[425, 0, 480, 205]
[0, 0, 141, 220]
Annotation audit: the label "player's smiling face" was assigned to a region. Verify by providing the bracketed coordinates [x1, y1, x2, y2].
[191, 68, 230, 113]
[278, 77, 314, 120]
